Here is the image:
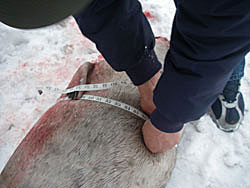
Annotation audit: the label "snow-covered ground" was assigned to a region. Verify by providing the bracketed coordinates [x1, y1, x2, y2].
[0, 0, 249, 187]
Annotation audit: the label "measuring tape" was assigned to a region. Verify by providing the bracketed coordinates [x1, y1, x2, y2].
[38, 81, 133, 94]
[59, 95, 149, 120]
[38, 81, 149, 121]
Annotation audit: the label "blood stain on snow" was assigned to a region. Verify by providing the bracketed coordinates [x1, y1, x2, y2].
[144, 11, 155, 20]
[98, 55, 104, 61]
[22, 62, 28, 68]
[91, 55, 104, 64]
[155, 36, 170, 48]
[39, 62, 45, 66]
[155, 36, 169, 42]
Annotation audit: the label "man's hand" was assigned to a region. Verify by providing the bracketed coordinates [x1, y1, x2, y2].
[137, 71, 182, 153]
[138, 72, 161, 115]
[142, 120, 182, 153]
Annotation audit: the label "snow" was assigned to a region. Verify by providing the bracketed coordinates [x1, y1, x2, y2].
[0, 0, 250, 187]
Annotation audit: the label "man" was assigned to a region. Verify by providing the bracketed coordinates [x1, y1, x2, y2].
[1, 0, 249, 153]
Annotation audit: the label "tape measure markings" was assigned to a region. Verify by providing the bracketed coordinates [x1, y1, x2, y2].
[38, 81, 133, 94]
[59, 95, 149, 120]
[39, 81, 148, 120]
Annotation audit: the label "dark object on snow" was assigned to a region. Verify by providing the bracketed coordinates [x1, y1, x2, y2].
[0, 0, 93, 29]
[38, 90, 43, 95]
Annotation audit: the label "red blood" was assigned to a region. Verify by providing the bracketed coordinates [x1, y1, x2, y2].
[39, 62, 45, 66]
[22, 62, 28, 68]
[155, 36, 168, 42]
[98, 55, 104, 61]
[144, 11, 155, 19]
[155, 36, 170, 48]
[91, 55, 104, 64]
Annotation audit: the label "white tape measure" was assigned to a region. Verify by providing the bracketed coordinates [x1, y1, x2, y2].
[38, 81, 133, 94]
[38, 81, 149, 121]
[59, 95, 149, 120]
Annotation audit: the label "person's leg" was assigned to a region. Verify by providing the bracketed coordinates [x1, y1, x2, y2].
[173, 0, 178, 7]
[73, 0, 162, 114]
[229, 58, 245, 81]
[173, 0, 182, 7]
[73, 0, 161, 86]
[211, 58, 245, 132]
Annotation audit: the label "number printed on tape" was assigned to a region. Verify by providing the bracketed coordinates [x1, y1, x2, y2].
[39, 81, 149, 120]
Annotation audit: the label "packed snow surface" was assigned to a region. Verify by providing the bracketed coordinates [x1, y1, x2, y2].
[0, 0, 249, 187]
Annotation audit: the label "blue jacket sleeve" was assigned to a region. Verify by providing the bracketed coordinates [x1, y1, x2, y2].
[150, 0, 250, 133]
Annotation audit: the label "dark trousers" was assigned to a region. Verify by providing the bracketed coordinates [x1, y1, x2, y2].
[74, 0, 250, 132]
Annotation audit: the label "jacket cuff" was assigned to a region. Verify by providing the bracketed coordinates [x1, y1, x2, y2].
[126, 49, 162, 86]
[150, 109, 184, 133]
